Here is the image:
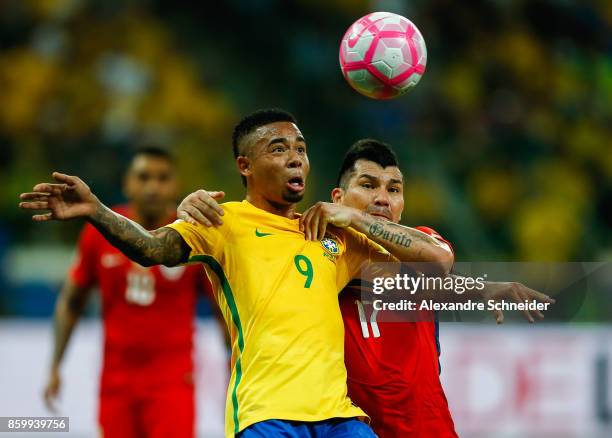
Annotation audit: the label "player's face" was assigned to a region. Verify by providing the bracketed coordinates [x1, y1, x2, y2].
[240, 121, 310, 205]
[332, 159, 404, 223]
[124, 155, 178, 220]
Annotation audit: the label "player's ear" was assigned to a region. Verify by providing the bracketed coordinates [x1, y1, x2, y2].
[331, 187, 344, 204]
[237, 156, 251, 179]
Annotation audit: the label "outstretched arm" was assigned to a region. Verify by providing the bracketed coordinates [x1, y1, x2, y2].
[90, 203, 189, 266]
[20, 172, 190, 267]
[300, 202, 454, 275]
[402, 274, 555, 324]
[350, 212, 454, 274]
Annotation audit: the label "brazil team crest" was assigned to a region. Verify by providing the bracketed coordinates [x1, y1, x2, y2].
[320, 237, 340, 255]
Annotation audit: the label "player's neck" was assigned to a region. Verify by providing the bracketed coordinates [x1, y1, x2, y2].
[246, 193, 297, 219]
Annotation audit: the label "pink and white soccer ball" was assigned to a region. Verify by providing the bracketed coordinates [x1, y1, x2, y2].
[339, 12, 427, 99]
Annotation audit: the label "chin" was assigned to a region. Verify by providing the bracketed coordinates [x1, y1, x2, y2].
[282, 191, 304, 203]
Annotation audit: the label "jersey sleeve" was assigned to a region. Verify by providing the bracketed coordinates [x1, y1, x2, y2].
[164, 216, 230, 262]
[69, 224, 99, 289]
[336, 227, 399, 288]
[414, 225, 454, 253]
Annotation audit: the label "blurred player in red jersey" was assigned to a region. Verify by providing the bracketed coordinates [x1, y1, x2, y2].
[43, 146, 214, 438]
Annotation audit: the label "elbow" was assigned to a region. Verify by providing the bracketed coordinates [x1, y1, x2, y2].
[429, 247, 454, 277]
[439, 249, 455, 276]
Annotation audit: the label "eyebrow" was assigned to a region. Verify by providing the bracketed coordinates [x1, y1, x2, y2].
[358, 174, 403, 185]
[268, 137, 287, 146]
[267, 136, 306, 146]
[358, 173, 379, 182]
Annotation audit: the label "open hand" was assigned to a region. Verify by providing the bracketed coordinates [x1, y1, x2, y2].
[300, 202, 358, 241]
[480, 281, 555, 324]
[43, 368, 61, 414]
[19, 172, 99, 221]
[177, 189, 225, 227]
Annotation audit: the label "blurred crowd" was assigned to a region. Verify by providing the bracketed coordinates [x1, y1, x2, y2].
[0, 0, 610, 314]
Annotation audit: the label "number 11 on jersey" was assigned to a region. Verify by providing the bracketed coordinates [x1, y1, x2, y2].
[355, 300, 380, 338]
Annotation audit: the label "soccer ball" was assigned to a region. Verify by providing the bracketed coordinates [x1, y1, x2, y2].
[339, 12, 427, 100]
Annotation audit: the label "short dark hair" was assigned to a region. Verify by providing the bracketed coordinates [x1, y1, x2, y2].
[131, 144, 174, 164]
[232, 108, 297, 186]
[232, 108, 297, 158]
[336, 139, 399, 188]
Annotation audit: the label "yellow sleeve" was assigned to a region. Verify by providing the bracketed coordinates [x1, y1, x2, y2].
[337, 227, 399, 288]
[164, 219, 228, 260]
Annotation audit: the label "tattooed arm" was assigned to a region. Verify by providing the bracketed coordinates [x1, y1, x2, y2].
[351, 211, 453, 275]
[19, 172, 190, 266]
[300, 202, 454, 275]
[90, 203, 190, 266]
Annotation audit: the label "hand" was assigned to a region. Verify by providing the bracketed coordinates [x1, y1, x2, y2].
[479, 281, 555, 324]
[177, 189, 225, 227]
[19, 172, 99, 221]
[43, 368, 61, 413]
[300, 202, 358, 241]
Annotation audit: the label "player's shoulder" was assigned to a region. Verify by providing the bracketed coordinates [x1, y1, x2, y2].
[217, 201, 245, 216]
[337, 226, 364, 245]
[165, 201, 242, 237]
[331, 227, 388, 257]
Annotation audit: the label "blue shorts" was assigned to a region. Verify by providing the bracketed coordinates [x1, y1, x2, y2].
[237, 418, 376, 438]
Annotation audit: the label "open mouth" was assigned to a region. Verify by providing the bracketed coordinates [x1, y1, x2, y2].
[287, 176, 305, 192]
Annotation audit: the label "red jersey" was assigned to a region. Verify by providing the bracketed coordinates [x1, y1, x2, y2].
[341, 226, 458, 438]
[69, 206, 210, 393]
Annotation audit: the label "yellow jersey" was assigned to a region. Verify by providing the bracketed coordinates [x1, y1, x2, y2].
[165, 200, 395, 436]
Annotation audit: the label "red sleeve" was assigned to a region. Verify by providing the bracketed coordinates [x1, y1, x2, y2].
[415, 225, 454, 253]
[69, 224, 99, 289]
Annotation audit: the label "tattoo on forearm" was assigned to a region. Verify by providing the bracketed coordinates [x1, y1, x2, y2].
[368, 221, 384, 237]
[368, 220, 413, 248]
[90, 204, 188, 266]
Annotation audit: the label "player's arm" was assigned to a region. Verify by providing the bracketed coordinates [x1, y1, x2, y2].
[90, 202, 189, 266]
[44, 279, 91, 412]
[405, 226, 554, 322]
[402, 272, 555, 323]
[300, 202, 454, 275]
[19, 172, 190, 267]
[453, 276, 555, 323]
